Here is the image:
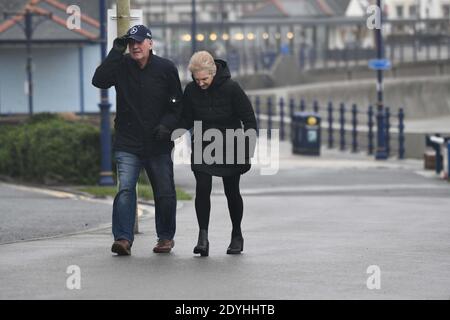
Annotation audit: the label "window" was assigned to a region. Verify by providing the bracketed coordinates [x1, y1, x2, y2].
[443, 5, 450, 18]
[409, 5, 417, 18]
[396, 5, 404, 18]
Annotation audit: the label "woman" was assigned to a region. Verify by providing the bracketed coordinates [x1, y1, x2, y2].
[181, 51, 257, 256]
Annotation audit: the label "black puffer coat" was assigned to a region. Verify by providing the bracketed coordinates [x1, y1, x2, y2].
[181, 60, 257, 177]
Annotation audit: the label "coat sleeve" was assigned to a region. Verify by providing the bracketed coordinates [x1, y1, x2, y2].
[91, 48, 124, 89]
[159, 63, 184, 131]
[231, 81, 257, 132]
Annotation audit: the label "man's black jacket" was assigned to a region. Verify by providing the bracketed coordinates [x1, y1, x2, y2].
[92, 48, 183, 156]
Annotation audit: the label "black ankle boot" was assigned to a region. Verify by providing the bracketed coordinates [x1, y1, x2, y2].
[193, 229, 209, 257]
[226, 234, 244, 254]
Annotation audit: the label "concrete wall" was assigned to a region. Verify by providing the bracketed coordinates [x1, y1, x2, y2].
[247, 75, 450, 120]
[236, 56, 450, 90]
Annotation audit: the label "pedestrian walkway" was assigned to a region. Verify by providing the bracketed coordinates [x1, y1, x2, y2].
[1, 142, 449, 299]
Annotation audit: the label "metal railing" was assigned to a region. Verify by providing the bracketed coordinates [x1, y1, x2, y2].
[251, 95, 406, 160]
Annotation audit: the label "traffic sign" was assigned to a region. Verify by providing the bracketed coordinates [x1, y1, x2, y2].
[368, 59, 391, 70]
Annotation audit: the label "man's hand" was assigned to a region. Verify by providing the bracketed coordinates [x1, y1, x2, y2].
[113, 35, 129, 53]
[152, 124, 171, 141]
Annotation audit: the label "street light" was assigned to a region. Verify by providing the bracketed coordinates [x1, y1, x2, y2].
[97, 0, 114, 185]
[191, 0, 197, 54]
[375, 0, 388, 160]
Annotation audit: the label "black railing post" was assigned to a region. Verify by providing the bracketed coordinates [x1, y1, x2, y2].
[313, 100, 319, 113]
[351, 103, 358, 153]
[368, 105, 374, 155]
[255, 95, 261, 136]
[267, 96, 273, 139]
[385, 106, 391, 157]
[339, 102, 346, 151]
[327, 101, 334, 149]
[398, 108, 405, 159]
[279, 97, 285, 141]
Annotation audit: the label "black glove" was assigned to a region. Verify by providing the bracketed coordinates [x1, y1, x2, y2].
[113, 35, 129, 53]
[152, 124, 171, 141]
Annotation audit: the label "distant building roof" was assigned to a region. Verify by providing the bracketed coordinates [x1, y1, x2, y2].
[242, 0, 352, 18]
[0, 0, 114, 43]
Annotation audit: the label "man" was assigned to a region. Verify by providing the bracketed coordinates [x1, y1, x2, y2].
[92, 25, 182, 255]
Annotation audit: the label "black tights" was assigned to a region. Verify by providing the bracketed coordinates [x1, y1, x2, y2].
[194, 171, 243, 237]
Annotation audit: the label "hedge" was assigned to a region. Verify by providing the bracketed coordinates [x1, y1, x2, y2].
[0, 114, 102, 185]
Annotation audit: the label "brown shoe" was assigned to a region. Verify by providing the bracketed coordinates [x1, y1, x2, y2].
[111, 239, 131, 256]
[153, 239, 175, 253]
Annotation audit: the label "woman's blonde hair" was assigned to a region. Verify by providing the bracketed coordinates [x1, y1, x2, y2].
[188, 51, 217, 75]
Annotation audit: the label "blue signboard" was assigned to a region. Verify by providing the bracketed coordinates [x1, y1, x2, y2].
[368, 59, 392, 70]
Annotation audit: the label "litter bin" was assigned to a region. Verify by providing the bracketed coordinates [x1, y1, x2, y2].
[291, 112, 321, 155]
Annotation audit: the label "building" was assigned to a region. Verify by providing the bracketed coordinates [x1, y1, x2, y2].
[0, 0, 114, 114]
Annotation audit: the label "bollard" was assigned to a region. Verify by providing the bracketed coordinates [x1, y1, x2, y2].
[327, 101, 334, 149]
[255, 96, 261, 136]
[289, 97, 295, 119]
[434, 135, 443, 174]
[339, 103, 345, 150]
[447, 140, 450, 182]
[385, 107, 391, 157]
[398, 108, 405, 159]
[300, 98, 306, 112]
[368, 105, 374, 155]
[267, 96, 273, 139]
[313, 100, 319, 113]
[351, 104, 358, 153]
[279, 97, 285, 141]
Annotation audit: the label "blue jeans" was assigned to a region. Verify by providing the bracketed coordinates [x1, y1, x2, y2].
[112, 151, 176, 245]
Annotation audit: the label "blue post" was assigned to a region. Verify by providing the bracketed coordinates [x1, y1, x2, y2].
[447, 140, 450, 182]
[313, 100, 319, 113]
[398, 108, 405, 159]
[368, 105, 374, 155]
[327, 101, 333, 149]
[385, 106, 391, 157]
[351, 104, 358, 153]
[255, 95, 261, 136]
[375, 106, 388, 160]
[339, 103, 345, 151]
[279, 97, 285, 141]
[300, 98, 306, 112]
[267, 96, 272, 139]
[98, 0, 114, 185]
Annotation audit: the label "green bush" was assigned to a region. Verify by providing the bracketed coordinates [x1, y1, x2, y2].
[0, 116, 101, 185]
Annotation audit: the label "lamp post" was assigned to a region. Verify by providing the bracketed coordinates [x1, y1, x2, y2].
[98, 0, 115, 185]
[191, 0, 197, 54]
[375, 0, 388, 160]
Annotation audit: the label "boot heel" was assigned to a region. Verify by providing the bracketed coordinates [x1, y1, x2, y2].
[227, 236, 244, 254]
[194, 242, 209, 256]
[200, 243, 209, 257]
[194, 229, 209, 257]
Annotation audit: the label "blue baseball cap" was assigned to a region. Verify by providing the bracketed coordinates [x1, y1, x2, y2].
[126, 25, 152, 42]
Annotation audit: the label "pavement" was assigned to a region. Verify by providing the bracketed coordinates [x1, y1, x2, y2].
[1, 141, 450, 299]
